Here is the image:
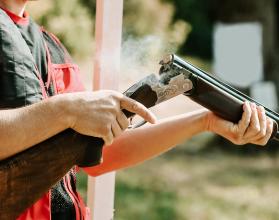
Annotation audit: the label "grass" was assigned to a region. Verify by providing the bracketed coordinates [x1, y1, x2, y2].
[77, 134, 279, 220]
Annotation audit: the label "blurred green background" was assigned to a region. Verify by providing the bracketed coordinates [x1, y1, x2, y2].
[28, 0, 279, 219]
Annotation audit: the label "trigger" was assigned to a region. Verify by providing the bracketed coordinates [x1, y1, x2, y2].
[128, 119, 147, 129]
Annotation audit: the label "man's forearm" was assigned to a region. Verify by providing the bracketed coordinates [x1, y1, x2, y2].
[83, 109, 208, 176]
[0, 89, 156, 160]
[0, 95, 70, 160]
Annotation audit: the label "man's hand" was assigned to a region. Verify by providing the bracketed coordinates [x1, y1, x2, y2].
[206, 101, 274, 146]
[60, 90, 157, 145]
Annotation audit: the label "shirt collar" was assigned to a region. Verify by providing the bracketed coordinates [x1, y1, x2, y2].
[0, 7, 29, 26]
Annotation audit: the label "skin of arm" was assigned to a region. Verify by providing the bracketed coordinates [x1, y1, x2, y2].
[0, 95, 68, 160]
[0, 91, 156, 160]
[83, 102, 273, 176]
[83, 109, 208, 176]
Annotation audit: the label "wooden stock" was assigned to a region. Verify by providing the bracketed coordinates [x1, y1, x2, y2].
[0, 129, 103, 219]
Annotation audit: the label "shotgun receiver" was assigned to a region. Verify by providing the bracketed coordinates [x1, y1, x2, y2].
[159, 54, 279, 141]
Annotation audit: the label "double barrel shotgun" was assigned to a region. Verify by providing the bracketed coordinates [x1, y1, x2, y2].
[1, 54, 279, 219]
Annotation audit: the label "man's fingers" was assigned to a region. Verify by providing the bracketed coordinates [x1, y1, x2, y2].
[111, 119, 123, 138]
[238, 101, 252, 135]
[244, 103, 260, 138]
[103, 129, 114, 146]
[251, 106, 267, 140]
[120, 96, 157, 124]
[253, 117, 273, 146]
[117, 111, 129, 130]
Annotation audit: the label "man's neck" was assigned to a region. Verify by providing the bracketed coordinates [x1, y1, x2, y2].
[0, 0, 27, 17]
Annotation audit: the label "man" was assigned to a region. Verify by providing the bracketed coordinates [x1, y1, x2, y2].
[0, 0, 273, 219]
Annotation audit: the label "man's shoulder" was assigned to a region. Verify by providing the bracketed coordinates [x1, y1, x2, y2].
[41, 28, 73, 64]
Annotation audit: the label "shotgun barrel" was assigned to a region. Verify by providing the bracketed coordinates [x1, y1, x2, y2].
[159, 54, 279, 141]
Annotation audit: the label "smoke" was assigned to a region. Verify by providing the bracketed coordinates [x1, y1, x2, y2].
[120, 35, 178, 90]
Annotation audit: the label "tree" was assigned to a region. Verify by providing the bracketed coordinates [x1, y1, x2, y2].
[162, 0, 214, 59]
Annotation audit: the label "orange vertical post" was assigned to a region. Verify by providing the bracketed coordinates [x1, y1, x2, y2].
[87, 0, 123, 219]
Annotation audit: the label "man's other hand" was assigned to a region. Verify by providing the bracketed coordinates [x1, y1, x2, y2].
[206, 101, 273, 146]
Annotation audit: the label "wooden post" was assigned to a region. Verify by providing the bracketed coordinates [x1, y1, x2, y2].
[87, 0, 123, 219]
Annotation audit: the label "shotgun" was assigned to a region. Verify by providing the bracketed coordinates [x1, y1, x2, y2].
[158, 54, 279, 141]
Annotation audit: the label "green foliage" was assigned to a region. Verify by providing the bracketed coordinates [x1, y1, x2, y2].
[76, 170, 88, 201]
[79, 0, 96, 16]
[122, 0, 189, 47]
[29, 0, 216, 60]
[77, 149, 279, 220]
[162, 0, 213, 59]
[30, 0, 94, 58]
[115, 181, 177, 220]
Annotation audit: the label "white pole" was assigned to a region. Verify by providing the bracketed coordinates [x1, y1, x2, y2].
[87, 0, 123, 219]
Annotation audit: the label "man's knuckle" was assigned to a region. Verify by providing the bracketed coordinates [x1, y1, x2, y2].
[253, 125, 261, 133]
[132, 102, 139, 111]
[267, 123, 272, 132]
[247, 109, 252, 116]
[258, 139, 267, 146]
[109, 106, 118, 115]
[260, 130, 266, 137]
[108, 93, 117, 101]
[145, 111, 151, 120]
[261, 141, 268, 146]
